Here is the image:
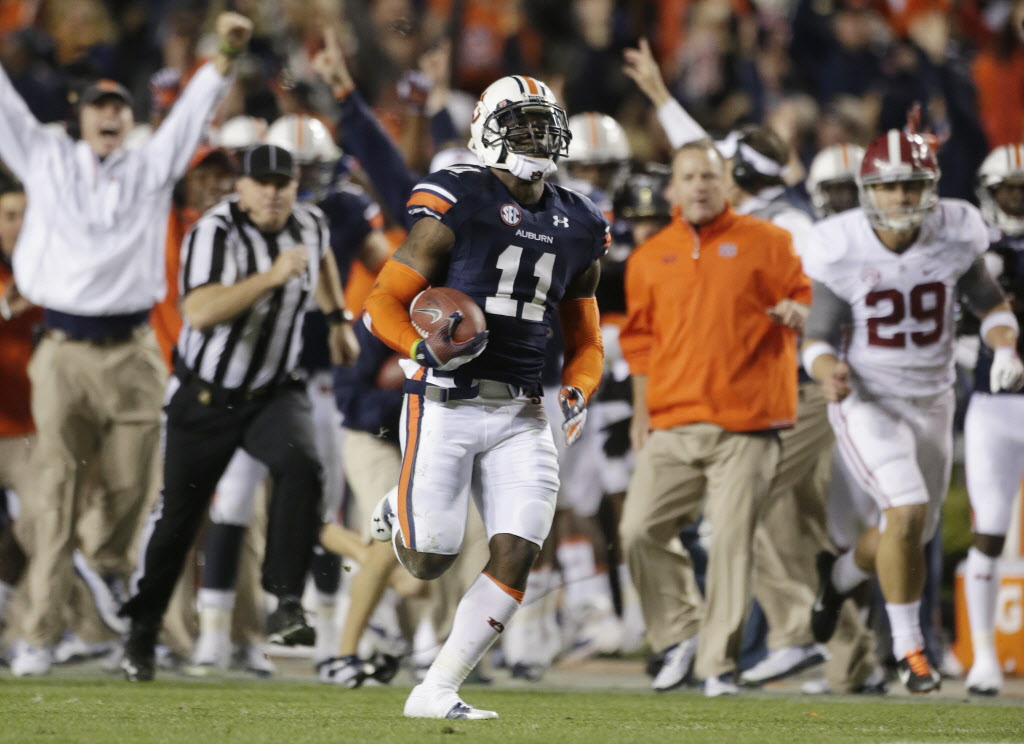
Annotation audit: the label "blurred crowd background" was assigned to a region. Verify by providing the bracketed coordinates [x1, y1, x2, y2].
[2, 0, 1024, 210]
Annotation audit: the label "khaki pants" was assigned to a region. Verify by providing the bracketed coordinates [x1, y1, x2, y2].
[752, 383, 876, 689]
[621, 423, 779, 679]
[342, 431, 403, 538]
[1, 435, 34, 583]
[19, 328, 165, 646]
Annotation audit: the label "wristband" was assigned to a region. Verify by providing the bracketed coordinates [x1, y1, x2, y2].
[219, 42, 244, 59]
[326, 308, 354, 325]
[980, 309, 1019, 340]
[801, 341, 837, 378]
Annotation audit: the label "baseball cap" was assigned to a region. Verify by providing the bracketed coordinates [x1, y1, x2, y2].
[240, 145, 295, 180]
[80, 79, 133, 108]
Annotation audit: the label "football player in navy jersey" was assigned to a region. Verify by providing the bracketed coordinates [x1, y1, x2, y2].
[960, 144, 1024, 696]
[335, 58, 608, 718]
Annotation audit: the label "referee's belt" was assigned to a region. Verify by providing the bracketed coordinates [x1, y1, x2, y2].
[403, 378, 525, 403]
[174, 359, 286, 407]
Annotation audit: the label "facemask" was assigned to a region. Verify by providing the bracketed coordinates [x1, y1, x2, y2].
[508, 153, 558, 182]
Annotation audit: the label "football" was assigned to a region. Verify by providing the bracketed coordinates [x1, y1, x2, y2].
[410, 287, 486, 342]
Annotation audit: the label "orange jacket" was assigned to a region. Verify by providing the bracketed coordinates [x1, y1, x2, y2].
[0, 261, 42, 437]
[621, 206, 810, 433]
[151, 206, 201, 369]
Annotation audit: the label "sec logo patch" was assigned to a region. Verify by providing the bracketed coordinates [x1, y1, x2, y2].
[500, 203, 522, 226]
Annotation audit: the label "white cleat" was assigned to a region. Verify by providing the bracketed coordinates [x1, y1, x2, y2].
[186, 630, 231, 676]
[11, 645, 52, 677]
[965, 656, 1003, 696]
[651, 635, 698, 691]
[370, 491, 396, 543]
[704, 674, 740, 697]
[739, 643, 829, 686]
[404, 683, 498, 720]
[234, 645, 276, 678]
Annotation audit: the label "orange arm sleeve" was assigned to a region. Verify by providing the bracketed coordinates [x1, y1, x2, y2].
[363, 259, 429, 357]
[559, 297, 604, 402]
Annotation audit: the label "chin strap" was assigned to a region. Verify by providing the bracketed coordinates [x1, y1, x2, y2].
[507, 153, 558, 182]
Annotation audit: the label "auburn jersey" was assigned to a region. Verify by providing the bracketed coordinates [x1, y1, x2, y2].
[407, 164, 609, 390]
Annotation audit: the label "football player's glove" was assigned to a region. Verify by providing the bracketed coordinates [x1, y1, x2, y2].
[558, 386, 588, 446]
[991, 346, 1024, 392]
[411, 311, 489, 372]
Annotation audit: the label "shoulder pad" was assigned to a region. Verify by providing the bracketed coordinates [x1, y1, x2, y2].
[407, 165, 487, 220]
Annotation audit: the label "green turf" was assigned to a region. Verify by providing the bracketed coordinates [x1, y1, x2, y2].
[1, 679, 1022, 744]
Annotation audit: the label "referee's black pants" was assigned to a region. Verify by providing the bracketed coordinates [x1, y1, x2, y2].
[121, 376, 324, 626]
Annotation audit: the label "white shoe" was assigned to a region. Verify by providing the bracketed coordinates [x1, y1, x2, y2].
[704, 674, 739, 697]
[12, 645, 52, 677]
[739, 643, 829, 686]
[370, 491, 395, 543]
[318, 654, 371, 687]
[233, 645, 276, 678]
[965, 655, 1002, 696]
[403, 683, 498, 720]
[72, 550, 129, 635]
[186, 630, 231, 675]
[800, 674, 831, 695]
[651, 635, 698, 691]
[53, 634, 118, 665]
[565, 604, 624, 660]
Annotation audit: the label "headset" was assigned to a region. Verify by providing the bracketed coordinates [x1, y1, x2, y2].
[724, 126, 787, 194]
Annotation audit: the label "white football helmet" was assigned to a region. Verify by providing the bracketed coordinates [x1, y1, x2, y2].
[977, 143, 1024, 237]
[566, 112, 631, 194]
[214, 116, 267, 152]
[469, 75, 571, 182]
[567, 112, 630, 164]
[806, 143, 865, 218]
[265, 114, 341, 164]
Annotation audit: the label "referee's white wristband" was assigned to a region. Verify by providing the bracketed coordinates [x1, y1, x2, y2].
[801, 341, 838, 378]
[980, 310, 1019, 341]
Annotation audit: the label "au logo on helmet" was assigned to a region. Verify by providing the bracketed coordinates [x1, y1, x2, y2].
[500, 203, 522, 225]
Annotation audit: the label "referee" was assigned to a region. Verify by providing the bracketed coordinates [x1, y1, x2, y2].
[119, 144, 358, 681]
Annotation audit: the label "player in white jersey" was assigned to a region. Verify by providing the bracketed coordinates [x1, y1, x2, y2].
[960, 143, 1024, 695]
[801, 129, 1023, 693]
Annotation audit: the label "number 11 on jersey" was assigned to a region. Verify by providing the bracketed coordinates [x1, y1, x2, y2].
[486, 244, 555, 321]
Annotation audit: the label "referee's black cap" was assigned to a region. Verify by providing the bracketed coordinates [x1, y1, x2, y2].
[240, 145, 296, 180]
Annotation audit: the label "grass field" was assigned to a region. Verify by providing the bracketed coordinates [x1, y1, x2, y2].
[2, 677, 1023, 744]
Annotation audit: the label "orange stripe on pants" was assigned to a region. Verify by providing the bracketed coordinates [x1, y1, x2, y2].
[397, 368, 428, 549]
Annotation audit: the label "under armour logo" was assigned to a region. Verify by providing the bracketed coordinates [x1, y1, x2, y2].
[553, 215, 569, 228]
[487, 617, 505, 633]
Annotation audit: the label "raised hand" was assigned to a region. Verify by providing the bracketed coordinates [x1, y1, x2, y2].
[623, 38, 672, 108]
[312, 27, 355, 97]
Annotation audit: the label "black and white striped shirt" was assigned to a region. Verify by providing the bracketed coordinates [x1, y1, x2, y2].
[176, 197, 328, 391]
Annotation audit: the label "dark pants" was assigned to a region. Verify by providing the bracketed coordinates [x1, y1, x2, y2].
[121, 377, 323, 626]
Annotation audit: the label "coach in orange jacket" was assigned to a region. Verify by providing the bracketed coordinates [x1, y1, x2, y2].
[619, 139, 811, 696]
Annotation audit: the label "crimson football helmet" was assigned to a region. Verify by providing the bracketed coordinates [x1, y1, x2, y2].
[858, 129, 940, 231]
